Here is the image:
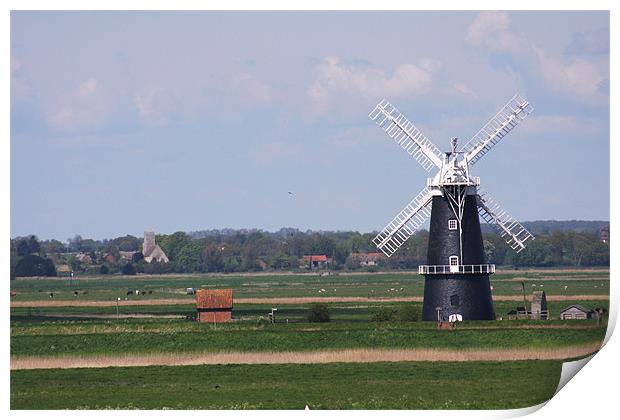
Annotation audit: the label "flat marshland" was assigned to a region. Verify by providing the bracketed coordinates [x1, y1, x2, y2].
[10, 269, 609, 409]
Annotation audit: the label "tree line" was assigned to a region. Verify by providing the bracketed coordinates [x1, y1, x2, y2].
[10, 225, 609, 277]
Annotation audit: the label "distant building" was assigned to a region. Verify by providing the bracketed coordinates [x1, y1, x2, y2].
[560, 304, 597, 320]
[143, 231, 169, 263]
[119, 251, 137, 262]
[196, 289, 233, 323]
[256, 258, 268, 270]
[350, 252, 386, 266]
[301, 255, 328, 269]
[530, 291, 548, 320]
[600, 225, 610, 244]
[74, 252, 92, 264]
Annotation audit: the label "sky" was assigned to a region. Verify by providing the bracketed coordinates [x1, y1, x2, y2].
[10, 10, 610, 240]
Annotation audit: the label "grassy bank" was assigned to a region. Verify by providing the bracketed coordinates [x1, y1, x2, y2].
[11, 319, 606, 357]
[11, 360, 563, 409]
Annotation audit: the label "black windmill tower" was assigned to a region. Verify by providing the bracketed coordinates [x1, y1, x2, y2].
[369, 94, 535, 321]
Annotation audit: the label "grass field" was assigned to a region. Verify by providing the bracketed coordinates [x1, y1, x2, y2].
[9, 269, 610, 301]
[11, 360, 563, 409]
[10, 318, 606, 357]
[9, 269, 609, 410]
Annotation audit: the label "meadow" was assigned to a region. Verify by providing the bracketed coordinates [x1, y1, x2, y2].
[9, 268, 610, 302]
[10, 269, 610, 410]
[11, 360, 563, 409]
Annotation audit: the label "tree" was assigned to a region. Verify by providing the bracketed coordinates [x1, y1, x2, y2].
[40, 239, 66, 255]
[14, 235, 41, 257]
[14, 255, 57, 277]
[111, 235, 142, 252]
[157, 232, 191, 261]
[306, 303, 330, 322]
[269, 250, 290, 270]
[396, 304, 422, 321]
[175, 241, 205, 272]
[121, 262, 136, 275]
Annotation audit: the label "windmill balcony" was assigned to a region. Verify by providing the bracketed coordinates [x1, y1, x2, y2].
[418, 264, 495, 275]
[427, 176, 480, 187]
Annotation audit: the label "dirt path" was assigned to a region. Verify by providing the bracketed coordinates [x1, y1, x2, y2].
[11, 343, 601, 370]
[11, 294, 609, 308]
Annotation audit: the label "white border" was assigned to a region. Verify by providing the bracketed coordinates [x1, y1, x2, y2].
[3, 1, 616, 419]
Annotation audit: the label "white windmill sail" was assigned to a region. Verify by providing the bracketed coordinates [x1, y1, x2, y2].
[369, 99, 443, 172]
[373, 186, 434, 257]
[462, 94, 533, 166]
[476, 188, 534, 253]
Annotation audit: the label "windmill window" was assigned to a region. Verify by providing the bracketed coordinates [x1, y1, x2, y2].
[449, 256, 459, 266]
[448, 219, 457, 230]
[450, 294, 460, 307]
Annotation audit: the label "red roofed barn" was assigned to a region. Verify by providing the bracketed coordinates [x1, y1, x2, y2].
[301, 255, 329, 269]
[196, 289, 233, 323]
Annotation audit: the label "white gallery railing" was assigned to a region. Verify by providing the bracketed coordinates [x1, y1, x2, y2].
[418, 264, 496, 275]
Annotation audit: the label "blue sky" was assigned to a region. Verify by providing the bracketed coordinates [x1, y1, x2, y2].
[10, 11, 610, 240]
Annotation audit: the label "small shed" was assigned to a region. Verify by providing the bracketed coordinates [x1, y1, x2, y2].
[530, 291, 548, 320]
[196, 289, 233, 323]
[560, 304, 596, 320]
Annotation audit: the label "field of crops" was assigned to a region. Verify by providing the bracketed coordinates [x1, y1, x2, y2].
[10, 269, 610, 410]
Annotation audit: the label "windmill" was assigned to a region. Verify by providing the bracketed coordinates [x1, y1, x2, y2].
[368, 94, 535, 320]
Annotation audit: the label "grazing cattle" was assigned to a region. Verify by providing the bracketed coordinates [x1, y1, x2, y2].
[141, 290, 146, 296]
[49, 292, 54, 298]
[148, 290, 153, 295]
[126, 290, 133, 296]
[74, 291, 79, 296]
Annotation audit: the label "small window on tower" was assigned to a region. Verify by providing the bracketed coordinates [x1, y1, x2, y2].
[449, 256, 459, 266]
[450, 294, 460, 307]
[448, 219, 457, 230]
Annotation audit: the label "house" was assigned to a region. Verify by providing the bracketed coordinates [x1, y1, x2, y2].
[560, 304, 597, 320]
[74, 252, 92, 264]
[119, 251, 137, 262]
[143, 231, 169, 263]
[196, 289, 233, 323]
[350, 252, 386, 266]
[530, 291, 548, 320]
[301, 255, 328, 270]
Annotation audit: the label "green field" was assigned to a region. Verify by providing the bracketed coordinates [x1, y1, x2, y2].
[9, 300, 611, 323]
[9, 269, 610, 301]
[10, 270, 609, 410]
[11, 360, 563, 409]
[10, 318, 606, 357]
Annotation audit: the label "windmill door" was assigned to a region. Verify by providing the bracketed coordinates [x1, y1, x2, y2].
[449, 256, 459, 273]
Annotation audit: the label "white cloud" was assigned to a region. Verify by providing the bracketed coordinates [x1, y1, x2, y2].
[466, 11, 528, 54]
[230, 72, 273, 105]
[467, 11, 607, 102]
[307, 56, 439, 113]
[46, 78, 109, 132]
[133, 88, 180, 126]
[534, 47, 605, 100]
